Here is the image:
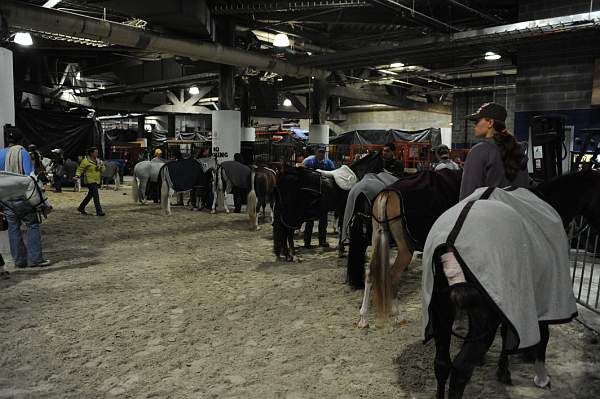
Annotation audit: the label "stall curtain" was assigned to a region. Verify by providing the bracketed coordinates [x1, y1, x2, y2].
[330, 128, 441, 148]
[15, 108, 102, 160]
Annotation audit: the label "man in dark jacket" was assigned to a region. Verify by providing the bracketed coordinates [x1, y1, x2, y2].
[382, 143, 404, 177]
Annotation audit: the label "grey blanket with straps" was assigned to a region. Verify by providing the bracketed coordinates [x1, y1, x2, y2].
[422, 187, 577, 351]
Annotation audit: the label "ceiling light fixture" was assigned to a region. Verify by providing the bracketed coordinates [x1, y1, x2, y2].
[378, 69, 398, 76]
[484, 51, 501, 61]
[273, 33, 290, 48]
[188, 86, 200, 95]
[13, 32, 33, 46]
[390, 62, 405, 68]
[283, 98, 292, 107]
[76, 71, 81, 80]
[42, 0, 62, 8]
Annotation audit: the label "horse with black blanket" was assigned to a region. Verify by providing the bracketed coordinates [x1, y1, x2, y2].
[423, 170, 600, 399]
[272, 152, 385, 261]
[160, 158, 214, 216]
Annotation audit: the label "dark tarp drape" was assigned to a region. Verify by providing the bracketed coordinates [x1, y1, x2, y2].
[15, 108, 102, 160]
[330, 128, 441, 148]
[104, 128, 138, 144]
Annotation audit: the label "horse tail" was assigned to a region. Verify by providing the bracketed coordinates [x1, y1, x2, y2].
[372, 192, 392, 323]
[216, 167, 227, 213]
[132, 168, 140, 203]
[160, 167, 170, 215]
[114, 170, 120, 191]
[347, 195, 368, 289]
[247, 168, 258, 229]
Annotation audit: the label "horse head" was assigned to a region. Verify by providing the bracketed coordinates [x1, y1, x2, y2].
[349, 151, 383, 180]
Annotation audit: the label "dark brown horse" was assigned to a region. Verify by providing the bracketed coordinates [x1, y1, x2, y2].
[427, 170, 600, 399]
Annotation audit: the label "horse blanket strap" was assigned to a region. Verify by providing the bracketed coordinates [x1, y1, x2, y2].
[382, 169, 462, 251]
[422, 186, 578, 352]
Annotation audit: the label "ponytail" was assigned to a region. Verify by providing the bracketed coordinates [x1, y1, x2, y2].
[491, 121, 523, 182]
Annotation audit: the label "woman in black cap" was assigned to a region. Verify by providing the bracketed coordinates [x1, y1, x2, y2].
[460, 102, 530, 199]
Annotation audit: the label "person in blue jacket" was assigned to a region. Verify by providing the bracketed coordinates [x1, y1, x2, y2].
[0, 128, 50, 268]
[302, 145, 335, 248]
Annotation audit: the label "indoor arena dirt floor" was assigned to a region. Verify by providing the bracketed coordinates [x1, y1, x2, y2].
[1, 185, 600, 399]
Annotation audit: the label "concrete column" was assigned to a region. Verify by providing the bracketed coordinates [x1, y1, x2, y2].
[241, 127, 255, 142]
[212, 110, 241, 162]
[0, 48, 15, 148]
[309, 124, 329, 145]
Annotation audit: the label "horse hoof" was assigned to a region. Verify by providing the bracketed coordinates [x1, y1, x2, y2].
[357, 318, 369, 329]
[534, 375, 551, 389]
[496, 369, 512, 385]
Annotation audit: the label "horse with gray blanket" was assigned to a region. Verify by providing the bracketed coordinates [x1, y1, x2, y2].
[424, 170, 600, 398]
[132, 159, 165, 204]
[212, 160, 252, 214]
[100, 161, 122, 191]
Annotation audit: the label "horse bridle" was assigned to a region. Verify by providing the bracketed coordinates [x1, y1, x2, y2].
[0, 176, 51, 219]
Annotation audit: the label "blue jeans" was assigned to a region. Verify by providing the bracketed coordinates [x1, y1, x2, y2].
[4, 208, 44, 266]
[304, 211, 328, 245]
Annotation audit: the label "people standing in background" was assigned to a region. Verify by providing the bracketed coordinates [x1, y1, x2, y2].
[381, 143, 404, 177]
[50, 148, 65, 192]
[0, 128, 50, 268]
[302, 145, 335, 248]
[151, 148, 164, 163]
[434, 145, 460, 171]
[28, 144, 48, 183]
[75, 147, 106, 216]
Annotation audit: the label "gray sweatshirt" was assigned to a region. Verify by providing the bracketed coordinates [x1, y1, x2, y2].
[459, 138, 530, 200]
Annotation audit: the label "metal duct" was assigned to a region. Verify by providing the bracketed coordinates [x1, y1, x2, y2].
[0, 0, 330, 80]
[212, 1, 368, 15]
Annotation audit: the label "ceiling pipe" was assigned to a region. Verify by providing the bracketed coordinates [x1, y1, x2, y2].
[212, 1, 368, 15]
[447, 1, 503, 24]
[366, 0, 461, 32]
[243, 28, 335, 54]
[0, 0, 330, 80]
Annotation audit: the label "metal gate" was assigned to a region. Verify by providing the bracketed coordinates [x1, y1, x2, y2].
[570, 218, 600, 314]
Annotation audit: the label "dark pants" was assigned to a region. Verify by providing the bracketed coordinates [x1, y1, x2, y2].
[79, 183, 103, 214]
[232, 187, 246, 213]
[53, 174, 62, 192]
[304, 211, 328, 246]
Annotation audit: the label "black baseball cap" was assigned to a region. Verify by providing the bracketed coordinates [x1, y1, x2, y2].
[467, 102, 507, 122]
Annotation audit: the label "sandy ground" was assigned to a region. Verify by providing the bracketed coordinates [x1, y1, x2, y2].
[0, 185, 599, 399]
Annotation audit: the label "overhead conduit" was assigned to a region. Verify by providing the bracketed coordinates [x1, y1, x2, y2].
[0, 0, 330, 80]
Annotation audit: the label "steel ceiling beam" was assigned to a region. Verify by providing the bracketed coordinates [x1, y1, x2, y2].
[299, 11, 600, 68]
[366, 0, 461, 32]
[211, 1, 369, 15]
[0, 0, 330, 80]
[447, 1, 503, 24]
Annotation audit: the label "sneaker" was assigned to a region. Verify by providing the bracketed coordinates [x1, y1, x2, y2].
[15, 263, 28, 269]
[31, 260, 52, 268]
[319, 242, 330, 248]
[96, 212, 106, 216]
[303, 244, 316, 249]
[77, 208, 88, 215]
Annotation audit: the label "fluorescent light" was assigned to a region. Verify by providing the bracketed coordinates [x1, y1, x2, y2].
[378, 69, 398, 76]
[283, 98, 292, 107]
[42, 0, 62, 8]
[189, 86, 200, 95]
[390, 62, 405, 68]
[273, 33, 290, 47]
[306, 51, 312, 56]
[13, 32, 33, 46]
[485, 51, 501, 60]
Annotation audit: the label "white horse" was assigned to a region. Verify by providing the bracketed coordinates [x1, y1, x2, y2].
[0, 172, 52, 216]
[132, 160, 165, 204]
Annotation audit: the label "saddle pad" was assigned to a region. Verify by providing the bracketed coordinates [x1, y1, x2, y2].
[165, 159, 205, 192]
[317, 165, 357, 191]
[422, 187, 577, 351]
[383, 169, 462, 251]
[341, 172, 398, 243]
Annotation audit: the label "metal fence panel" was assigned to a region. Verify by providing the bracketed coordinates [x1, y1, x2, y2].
[570, 218, 600, 314]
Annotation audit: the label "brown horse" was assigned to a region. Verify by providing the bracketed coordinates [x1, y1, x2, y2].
[357, 169, 462, 328]
[247, 166, 278, 230]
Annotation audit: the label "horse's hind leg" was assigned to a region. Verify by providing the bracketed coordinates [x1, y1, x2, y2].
[448, 303, 499, 399]
[533, 323, 551, 388]
[432, 292, 454, 399]
[496, 324, 512, 384]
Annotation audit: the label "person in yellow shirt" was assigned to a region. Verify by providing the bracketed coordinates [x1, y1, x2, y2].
[75, 147, 106, 216]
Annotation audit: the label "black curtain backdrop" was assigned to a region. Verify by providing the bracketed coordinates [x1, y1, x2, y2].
[15, 108, 102, 160]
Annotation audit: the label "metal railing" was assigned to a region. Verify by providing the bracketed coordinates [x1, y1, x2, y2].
[570, 218, 600, 314]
